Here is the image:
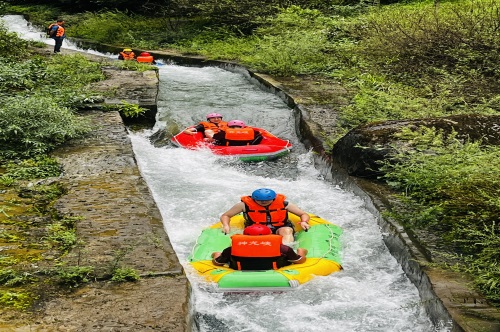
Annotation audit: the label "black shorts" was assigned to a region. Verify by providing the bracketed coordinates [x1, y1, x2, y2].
[244, 220, 295, 234]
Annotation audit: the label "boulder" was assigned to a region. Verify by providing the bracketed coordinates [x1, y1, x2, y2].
[331, 114, 500, 179]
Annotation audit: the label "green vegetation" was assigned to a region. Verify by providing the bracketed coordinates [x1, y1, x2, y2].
[381, 126, 500, 305]
[0, 291, 33, 309]
[0, 42, 105, 160]
[0, 18, 144, 315]
[111, 267, 140, 282]
[112, 100, 148, 118]
[2, 0, 500, 308]
[2, 157, 61, 180]
[54, 265, 94, 287]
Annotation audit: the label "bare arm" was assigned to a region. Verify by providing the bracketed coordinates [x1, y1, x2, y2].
[286, 203, 310, 231]
[183, 127, 196, 135]
[294, 248, 308, 264]
[220, 202, 245, 234]
[183, 124, 204, 135]
[211, 252, 225, 266]
[287, 248, 308, 264]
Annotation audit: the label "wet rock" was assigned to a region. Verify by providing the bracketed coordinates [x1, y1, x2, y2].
[331, 114, 500, 179]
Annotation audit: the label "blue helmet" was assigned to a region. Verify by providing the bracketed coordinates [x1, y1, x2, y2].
[251, 188, 276, 201]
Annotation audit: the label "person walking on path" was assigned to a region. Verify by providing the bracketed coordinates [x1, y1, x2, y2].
[48, 19, 65, 53]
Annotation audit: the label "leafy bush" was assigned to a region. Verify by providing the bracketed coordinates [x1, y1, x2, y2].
[115, 101, 147, 118]
[67, 11, 175, 49]
[241, 30, 332, 76]
[0, 269, 34, 286]
[0, 22, 30, 61]
[3, 157, 61, 179]
[355, 1, 500, 81]
[0, 95, 90, 159]
[43, 54, 105, 87]
[0, 57, 46, 93]
[175, 6, 341, 75]
[111, 267, 140, 282]
[45, 223, 77, 252]
[381, 126, 500, 305]
[55, 265, 94, 287]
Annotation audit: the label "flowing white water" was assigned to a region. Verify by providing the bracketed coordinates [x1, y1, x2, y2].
[0, 15, 116, 58]
[2, 15, 451, 331]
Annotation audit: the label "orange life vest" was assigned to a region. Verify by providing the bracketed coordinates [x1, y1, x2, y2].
[119, 51, 136, 60]
[199, 121, 228, 134]
[224, 127, 255, 145]
[55, 25, 65, 37]
[241, 194, 288, 227]
[136, 55, 154, 64]
[48, 24, 65, 38]
[230, 234, 283, 270]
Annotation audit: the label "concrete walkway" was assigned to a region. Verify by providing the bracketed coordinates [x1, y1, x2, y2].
[29, 47, 190, 331]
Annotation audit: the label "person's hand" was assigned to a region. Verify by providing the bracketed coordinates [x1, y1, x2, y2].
[183, 128, 196, 135]
[222, 224, 230, 234]
[300, 221, 310, 231]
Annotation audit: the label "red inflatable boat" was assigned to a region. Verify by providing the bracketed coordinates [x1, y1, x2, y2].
[171, 128, 292, 162]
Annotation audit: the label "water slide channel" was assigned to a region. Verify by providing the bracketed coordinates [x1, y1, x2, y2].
[2, 15, 451, 332]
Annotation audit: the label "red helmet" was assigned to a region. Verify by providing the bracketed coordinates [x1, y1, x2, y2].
[140, 52, 150, 56]
[243, 224, 271, 236]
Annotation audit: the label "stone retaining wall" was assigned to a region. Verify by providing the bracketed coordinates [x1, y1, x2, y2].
[34, 47, 191, 331]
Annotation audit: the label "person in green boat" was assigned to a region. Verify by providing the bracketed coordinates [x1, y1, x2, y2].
[211, 224, 308, 270]
[220, 188, 310, 244]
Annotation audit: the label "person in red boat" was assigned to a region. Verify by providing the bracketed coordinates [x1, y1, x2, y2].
[183, 113, 228, 140]
[211, 224, 307, 270]
[211, 119, 263, 146]
[220, 188, 310, 244]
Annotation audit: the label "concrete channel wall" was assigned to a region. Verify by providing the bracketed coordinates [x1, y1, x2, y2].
[24, 45, 192, 331]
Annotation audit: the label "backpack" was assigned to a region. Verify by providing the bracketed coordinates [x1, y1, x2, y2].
[47, 24, 57, 37]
